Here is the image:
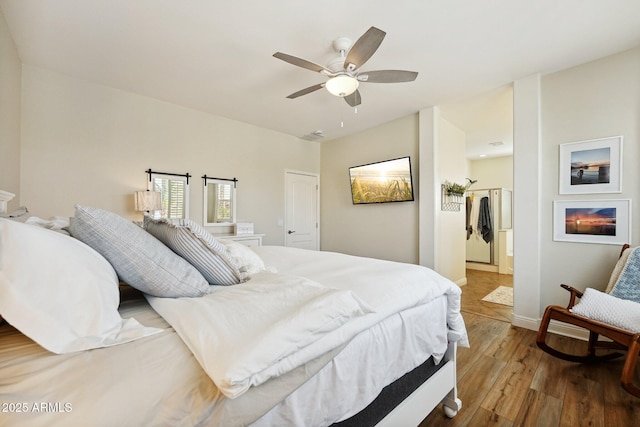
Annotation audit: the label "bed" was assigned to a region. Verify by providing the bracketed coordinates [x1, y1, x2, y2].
[0, 206, 468, 426]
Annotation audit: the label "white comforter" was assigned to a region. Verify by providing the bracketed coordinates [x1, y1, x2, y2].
[147, 246, 468, 400]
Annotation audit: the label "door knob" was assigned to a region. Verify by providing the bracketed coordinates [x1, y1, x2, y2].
[287, 230, 296, 234]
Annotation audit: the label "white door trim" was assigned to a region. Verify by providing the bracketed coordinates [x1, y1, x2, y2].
[284, 169, 320, 250]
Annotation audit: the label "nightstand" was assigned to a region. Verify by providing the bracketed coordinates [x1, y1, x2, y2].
[217, 234, 264, 247]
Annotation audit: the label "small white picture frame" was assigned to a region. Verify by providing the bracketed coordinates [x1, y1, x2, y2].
[553, 199, 631, 245]
[558, 136, 622, 194]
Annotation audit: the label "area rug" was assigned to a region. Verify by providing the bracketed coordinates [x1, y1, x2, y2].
[481, 286, 513, 306]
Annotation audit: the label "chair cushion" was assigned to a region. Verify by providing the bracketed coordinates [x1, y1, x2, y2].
[570, 288, 640, 333]
[606, 246, 640, 303]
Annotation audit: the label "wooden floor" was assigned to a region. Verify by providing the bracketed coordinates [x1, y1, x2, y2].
[420, 269, 640, 427]
[460, 269, 513, 323]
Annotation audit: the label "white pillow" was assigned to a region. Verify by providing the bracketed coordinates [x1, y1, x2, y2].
[0, 219, 162, 354]
[570, 288, 640, 333]
[25, 215, 70, 235]
[218, 239, 273, 276]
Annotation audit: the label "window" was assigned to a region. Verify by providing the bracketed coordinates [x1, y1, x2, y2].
[215, 183, 232, 222]
[149, 175, 189, 220]
[203, 178, 236, 226]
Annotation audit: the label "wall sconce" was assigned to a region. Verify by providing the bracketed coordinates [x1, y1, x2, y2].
[134, 190, 162, 214]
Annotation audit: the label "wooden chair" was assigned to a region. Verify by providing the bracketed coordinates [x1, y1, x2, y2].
[536, 244, 640, 398]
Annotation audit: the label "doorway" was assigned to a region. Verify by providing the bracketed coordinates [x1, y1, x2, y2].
[440, 84, 514, 319]
[284, 170, 319, 250]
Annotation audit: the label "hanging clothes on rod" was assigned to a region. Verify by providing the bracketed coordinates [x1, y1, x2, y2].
[478, 196, 494, 243]
[465, 195, 473, 240]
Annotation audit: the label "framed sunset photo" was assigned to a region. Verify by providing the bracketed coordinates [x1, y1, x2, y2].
[553, 199, 631, 245]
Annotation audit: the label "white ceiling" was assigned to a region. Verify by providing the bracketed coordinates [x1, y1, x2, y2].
[2, 1, 640, 157]
[440, 84, 514, 159]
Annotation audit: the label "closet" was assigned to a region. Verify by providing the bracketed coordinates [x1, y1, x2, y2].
[466, 188, 512, 272]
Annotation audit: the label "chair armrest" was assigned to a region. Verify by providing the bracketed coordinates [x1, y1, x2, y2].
[560, 284, 584, 309]
[620, 243, 630, 257]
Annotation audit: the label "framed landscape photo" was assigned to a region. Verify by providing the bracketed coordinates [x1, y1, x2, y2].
[349, 156, 414, 205]
[553, 199, 631, 245]
[558, 136, 622, 194]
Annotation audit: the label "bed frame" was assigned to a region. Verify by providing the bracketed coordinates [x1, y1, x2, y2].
[335, 341, 461, 426]
[378, 342, 461, 425]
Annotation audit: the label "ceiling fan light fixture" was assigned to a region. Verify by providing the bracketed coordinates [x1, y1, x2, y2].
[325, 75, 359, 97]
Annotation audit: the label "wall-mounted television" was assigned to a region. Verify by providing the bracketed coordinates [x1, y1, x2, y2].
[349, 156, 414, 205]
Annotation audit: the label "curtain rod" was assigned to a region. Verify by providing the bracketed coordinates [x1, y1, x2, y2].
[146, 168, 191, 185]
[202, 175, 238, 188]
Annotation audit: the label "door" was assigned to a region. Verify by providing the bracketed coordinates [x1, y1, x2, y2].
[466, 189, 492, 263]
[285, 171, 319, 250]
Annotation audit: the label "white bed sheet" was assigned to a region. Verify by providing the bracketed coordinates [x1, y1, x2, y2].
[0, 295, 451, 426]
[0, 246, 466, 426]
[146, 271, 373, 399]
[147, 246, 468, 403]
[254, 246, 468, 347]
[0, 298, 221, 427]
[252, 296, 450, 426]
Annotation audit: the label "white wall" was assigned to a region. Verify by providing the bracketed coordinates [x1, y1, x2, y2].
[435, 116, 467, 284]
[539, 46, 640, 311]
[320, 114, 419, 264]
[512, 74, 542, 328]
[19, 66, 320, 245]
[418, 107, 468, 283]
[468, 156, 513, 191]
[0, 8, 21, 211]
[512, 46, 640, 333]
[320, 110, 467, 279]
[12, 30, 639, 323]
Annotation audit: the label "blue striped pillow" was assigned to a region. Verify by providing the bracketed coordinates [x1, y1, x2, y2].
[70, 205, 209, 298]
[144, 217, 246, 286]
[610, 247, 640, 303]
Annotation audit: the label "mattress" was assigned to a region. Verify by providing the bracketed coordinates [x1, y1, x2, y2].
[0, 293, 450, 426]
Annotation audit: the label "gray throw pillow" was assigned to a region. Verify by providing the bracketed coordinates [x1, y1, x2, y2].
[69, 205, 209, 298]
[144, 216, 246, 285]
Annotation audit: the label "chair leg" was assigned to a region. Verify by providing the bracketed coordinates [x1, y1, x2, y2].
[621, 334, 640, 398]
[537, 307, 589, 363]
[587, 331, 599, 357]
[537, 306, 623, 363]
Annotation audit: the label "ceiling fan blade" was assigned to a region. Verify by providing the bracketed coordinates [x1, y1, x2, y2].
[358, 70, 418, 83]
[344, 90, 362, 107]
[344, 27, 386, 71]
[273, 52, 331, 74]
[286, 83, 325, 99]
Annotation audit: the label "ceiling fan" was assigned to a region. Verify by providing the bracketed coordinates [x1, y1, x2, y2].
[273, 26, 418, 107]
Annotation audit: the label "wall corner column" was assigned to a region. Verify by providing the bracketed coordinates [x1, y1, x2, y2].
[512, 74, 542, 329]
[418, 107, 438, 269]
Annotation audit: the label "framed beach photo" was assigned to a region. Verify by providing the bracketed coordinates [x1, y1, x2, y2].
[558, 136, 622, 194]
[553, 199, 631, 245]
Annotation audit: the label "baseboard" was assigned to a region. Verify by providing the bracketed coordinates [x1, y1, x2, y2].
[511, 314, 538, 331]
[511, 314, 589, 341]
[466, 262, 498, 273]
[454, 277, 467, 287]
[547, 319, 589, 341]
